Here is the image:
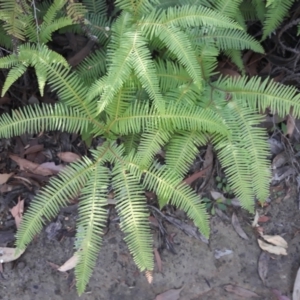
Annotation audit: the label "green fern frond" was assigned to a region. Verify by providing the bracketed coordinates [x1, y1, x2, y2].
[213, 0, 243, 18]
[239, 0, 257, 21]
[76, 49, 107, 85]
[135, 129, 171, 169]
[155, 59, 191, 93]
[220, 101, 270, 209]
[131, 33, 165, 112]
[0, 104, 92, 138]
[0, 24, 13, 49]
[261, 0, 295, 40]
[113, 159, 153, 271]
[214, 76, 300, 118]
[93, 32, 134, 113]
[129, 161, 209, 237]
[83, 0, 107, 14]
[223, 49, 245, 73]
[166, 130, 207, 178]
[190, 28, 264, 53]
[16, 157, 95, 250]
[75, 164, 109, 295]
[2, 63, 28, 95]
[109, 101, 230, 136]
[0, 0, 29, 40]
[159, 5, 242, 29]
[85, 13, 111, 45]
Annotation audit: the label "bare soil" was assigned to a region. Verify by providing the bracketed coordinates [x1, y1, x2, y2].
[0, 181, 299, 300]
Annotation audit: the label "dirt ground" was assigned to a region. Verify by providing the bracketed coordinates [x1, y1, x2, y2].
[0, 180, 299, 300]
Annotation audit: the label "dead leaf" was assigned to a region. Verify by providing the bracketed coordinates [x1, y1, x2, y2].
[257, 239, 287, 255]
[10, 197, 24, 229]
[258, 251, 269, 285]
[261, 235, 288, 248]
[224, 284, 260, 298]
[183, 167, 208, 185]
[231, 212, 249, 240]
[252, 210, 259, 227]
[272, 152, 288, 169]
[9, 154, 54, 176]
[258, 215, 270, 223]
[286, 114, 295, 137]
[57, 253, 79, 272]
[0, 247, 25, 263]
[293, 266, 300, 300]
[154, 287, 183, 300]
[210, 191, 226, 201]
[153, 248, 162, 272]
[24, 144, 44, 155]
[39, 162, 64, 173]
[57, 152, 81, 163]
[0, 173, 14, 185]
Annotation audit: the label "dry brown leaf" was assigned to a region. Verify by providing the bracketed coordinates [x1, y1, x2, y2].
[257, 239, 287, 255]
[24, 144, 44, 155]
[252, 210, 259, 227]
[258, 215, 270, 223]
[231, 212, 249, 240]
[0, 173, 14, 185]
[224, 284, 260, 298]
[57, 152, 81, 163]
[154, 248, 162, 272]
[261, 235, 288, 248]
[0, 247, 25, 263]
[57, 253, 79, 272]
[9, 154, 54, 176]
[286, 114, 295, 137]
[154, 287, 183, 300]
[293, 266, 300, 300]
[210, 191, 226, 201]
[39, 162, 64, 173]
[10, 197, 24, 229]
[258, 251, 269, 285]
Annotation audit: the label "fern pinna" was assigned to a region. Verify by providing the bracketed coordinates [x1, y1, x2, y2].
[0, 0, 299, 295]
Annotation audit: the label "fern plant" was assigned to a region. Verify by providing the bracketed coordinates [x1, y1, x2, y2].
[0, 0, 300, 295]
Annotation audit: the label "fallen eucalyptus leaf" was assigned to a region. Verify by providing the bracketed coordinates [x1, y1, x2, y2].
[57, 253, 79, 272]
[224, 284, 259, 298]
[154, 287, 183, 300]
[0, 247, 25, 263]
[293, 266, 300, 300]
[257, 239, 287, 255]
[232, 212, 249, 240]
[258, 251, 269, 284]
[261, 235, 287, 248]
